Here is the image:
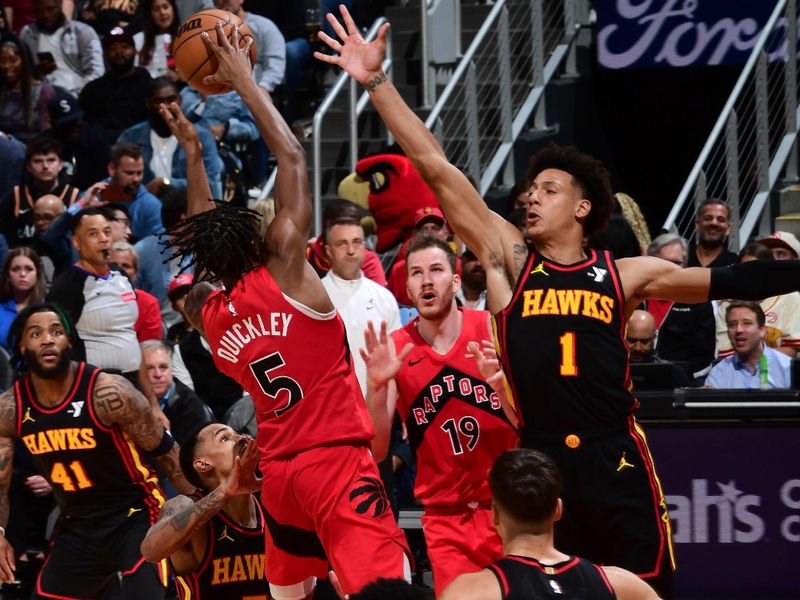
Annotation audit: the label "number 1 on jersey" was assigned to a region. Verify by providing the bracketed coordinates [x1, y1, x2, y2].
[559, 331, 578, 376]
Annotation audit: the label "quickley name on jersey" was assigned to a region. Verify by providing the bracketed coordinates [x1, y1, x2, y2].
[214, 312, 293, 363]
[495, 249, 635, 435]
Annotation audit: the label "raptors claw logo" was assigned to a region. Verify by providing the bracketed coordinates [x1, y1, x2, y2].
[349, 477, 390, 518]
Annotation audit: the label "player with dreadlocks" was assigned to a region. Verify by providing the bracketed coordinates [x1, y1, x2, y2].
[153, 23, 410, 600]
[0, 303, 194, 598]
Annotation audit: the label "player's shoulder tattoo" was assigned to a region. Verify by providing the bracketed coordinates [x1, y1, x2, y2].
[0, 387, 17, 429]
[511, 243, 529, 279]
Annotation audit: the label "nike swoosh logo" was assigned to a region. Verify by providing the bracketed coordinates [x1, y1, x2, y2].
[408, 358, 424, 366]
[19, 208, 30, 214]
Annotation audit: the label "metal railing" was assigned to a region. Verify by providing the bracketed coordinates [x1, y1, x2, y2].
[663, 0, 799, 251]
[259, 18, 392, 235]
[424, 0, 587, 196]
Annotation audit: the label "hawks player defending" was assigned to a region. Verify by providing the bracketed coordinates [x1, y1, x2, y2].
[141, 423, 266, 599]
[441, 449, 660, 600]
[0, 304, 194, 598]
[362, 236, 518, 595]
[158, 24, 409, 599]
[318, 7, 800, 598]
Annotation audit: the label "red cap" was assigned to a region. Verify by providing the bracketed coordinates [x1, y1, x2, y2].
[413, 206, 445, 228]
[167, 273, 194, 301]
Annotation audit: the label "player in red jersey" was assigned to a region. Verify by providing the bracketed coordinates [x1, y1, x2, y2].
[362, 235, 518, 594]
[157, 24, 409, 599]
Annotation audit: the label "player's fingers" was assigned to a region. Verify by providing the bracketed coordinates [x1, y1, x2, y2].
[229, 23, 240, 49]
[327, 10, 349, 42]
[200, 31, 220, 55]
[378, 320, 388, 343]
[397, 343, 413, 362]
[376, 22, 390, 45]
[359, 347, 370, 364]
[339, 4, 359, 37]
[0, 550, 15, 582]
[214, 21, 229, 48]
[466, 341, 482, 357]
[328, 570, 348, 600]
[242, 36, 254, 58]
[318, 31, 342, 54]
[314, 50, 338, 65]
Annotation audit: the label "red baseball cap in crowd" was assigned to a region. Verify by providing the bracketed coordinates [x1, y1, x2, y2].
[413, 206, 446, 228]
[167, 273, 194, 301]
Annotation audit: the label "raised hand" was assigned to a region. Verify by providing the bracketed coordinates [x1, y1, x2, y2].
[314, 5, 389, 86]
[201, 22, 255, 90]
[360, 321, 412, 389]
[159, 101, 201, 150]
[223, 436, 261, 496]
[467, 340, 504, 389]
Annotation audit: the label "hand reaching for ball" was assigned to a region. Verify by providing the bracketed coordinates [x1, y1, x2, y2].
[200, 22, 255, 92]
[159, 102, 201, 151]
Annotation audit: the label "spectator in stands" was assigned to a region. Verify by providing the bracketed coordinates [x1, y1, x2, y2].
[165, 272, 193, 342]
[180, 85, 259, 145]
[111, 240, 162, 342]
[31, 192, 69, 274]
[646, 232, 715, 384]
[307, 198, 387, 285]
[706, 301, 793, 389]
[321, 216, 401, 395]
[687, 198, 738, 267]
[20, 0, 103, 97]
[213, 0, 285, 94]
[0, 33, 55, 143]
[139, 339, 213, 445]
[0, 138, 80, 249]
[626, 310, 659, 363]
[106, 202, 132, 243]
[0, 131, 26, 198]
[757, 231, 800, 261]
[63, 142, 163, 240]
[134, 0, 181, 79]
[79, 26, 153, 144]
[3, 0, 36, 34]
[715, 242, 800, 359]
[44, 89, 111, 189]
[589, 196, 641, 259]
[119, 76, 223, 199]
[46, 207, 141, 377]
[0, 246, 46, 351]
[456, 245, 486, 310]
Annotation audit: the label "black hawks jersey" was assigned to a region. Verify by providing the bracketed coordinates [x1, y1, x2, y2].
[494, 249, 635, 437]
[15, 362, 164, 520]
[488, 555, 616, 599]
[175, 497, 267, 600]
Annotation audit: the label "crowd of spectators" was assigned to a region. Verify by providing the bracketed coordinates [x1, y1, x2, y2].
[0, 0, 797, 596]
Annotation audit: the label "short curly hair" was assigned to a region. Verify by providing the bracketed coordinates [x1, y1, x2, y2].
[526, 144, 614, 238]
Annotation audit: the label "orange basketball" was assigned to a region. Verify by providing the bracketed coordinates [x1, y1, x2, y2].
[172, 9, 257, 95]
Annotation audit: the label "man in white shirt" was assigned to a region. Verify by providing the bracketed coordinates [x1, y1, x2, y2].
[321, 217, 400, 395]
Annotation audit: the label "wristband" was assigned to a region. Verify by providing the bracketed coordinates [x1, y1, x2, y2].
[152, 429, 176, 457]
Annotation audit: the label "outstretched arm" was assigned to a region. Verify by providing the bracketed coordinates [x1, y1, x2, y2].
[201, 23, 311, 245]
[316, 7, 525, 287]
[603, 566, 662, 599]
[0, 390, 16, 583]
[361, 321, 412, 461]
[92, 374, 196, 496]
[619, 256, 800, 314]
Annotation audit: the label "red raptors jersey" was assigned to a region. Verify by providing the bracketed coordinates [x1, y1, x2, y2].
[392, 308, 518, 508]
[202, 267, 373, 460]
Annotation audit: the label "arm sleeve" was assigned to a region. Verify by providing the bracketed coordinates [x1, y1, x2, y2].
[709, 260, 800, 300]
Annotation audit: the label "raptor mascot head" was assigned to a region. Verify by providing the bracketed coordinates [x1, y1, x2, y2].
[338, 153, 440, 253]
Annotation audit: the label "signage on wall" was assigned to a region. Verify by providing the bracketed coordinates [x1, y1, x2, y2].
[597, 0, 783, 69]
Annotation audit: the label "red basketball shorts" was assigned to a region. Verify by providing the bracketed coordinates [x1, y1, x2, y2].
[421, 504, 503, 595]
[261, 444, 410, 595]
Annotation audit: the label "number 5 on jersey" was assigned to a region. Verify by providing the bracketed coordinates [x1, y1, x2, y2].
[249, 352, 304, 417]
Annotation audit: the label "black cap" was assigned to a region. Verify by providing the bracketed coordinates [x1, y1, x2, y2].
[103, 26, 135, 50]
[47, 90, 83, 126]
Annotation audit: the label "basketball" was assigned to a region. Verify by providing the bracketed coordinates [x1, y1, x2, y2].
[172, 9, 257, 95]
